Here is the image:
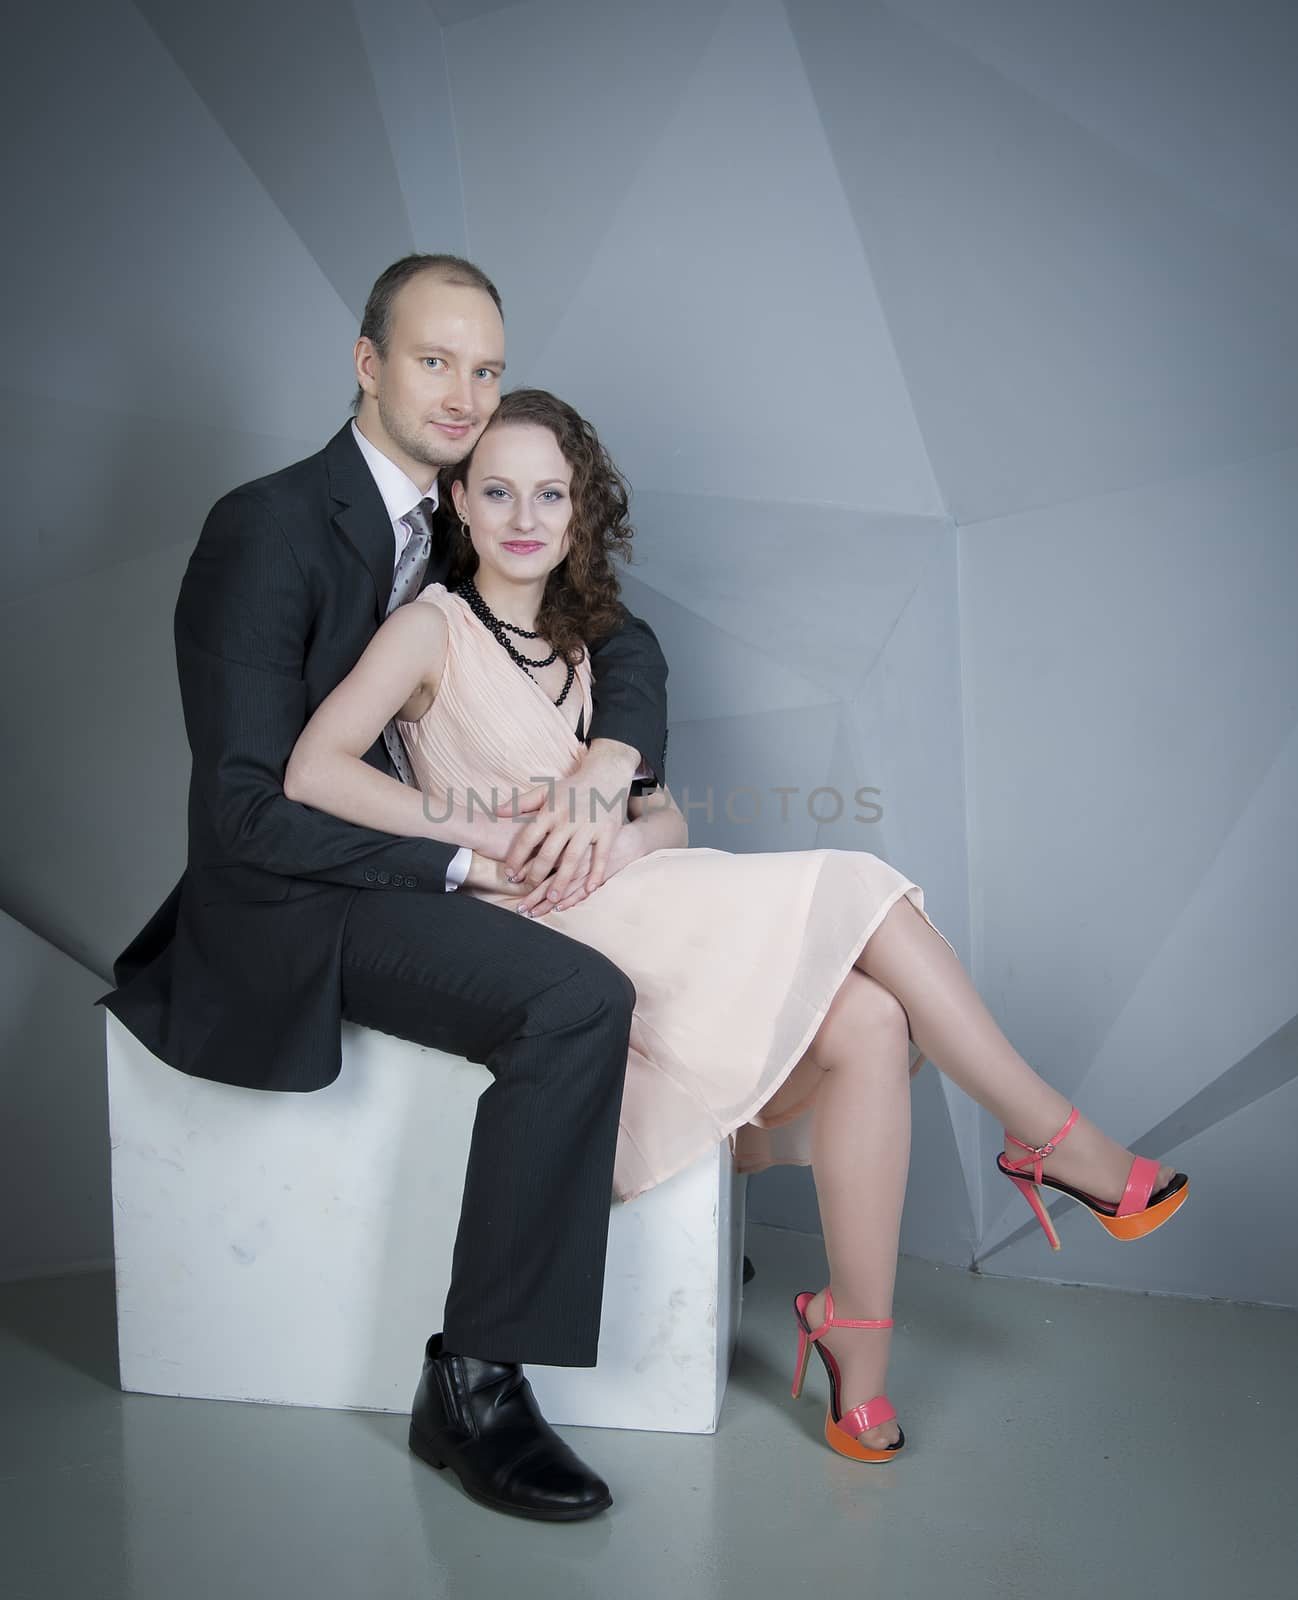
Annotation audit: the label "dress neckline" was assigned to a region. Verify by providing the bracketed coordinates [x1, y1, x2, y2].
[446, 589, 589, 744]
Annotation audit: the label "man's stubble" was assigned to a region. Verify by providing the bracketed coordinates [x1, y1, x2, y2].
[376, 388, 483, 475]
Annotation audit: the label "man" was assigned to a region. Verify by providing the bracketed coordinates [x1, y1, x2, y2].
[96, 254, 668, 1522]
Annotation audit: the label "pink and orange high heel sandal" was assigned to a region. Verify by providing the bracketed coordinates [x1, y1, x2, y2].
[791, 1289, 905, 1463]
[996, 1105, 1189, 1249]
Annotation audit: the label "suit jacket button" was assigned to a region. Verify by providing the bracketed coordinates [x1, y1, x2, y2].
[378, 870, 390, 885]
[364, 868, 377, 882]
[408, 875, 418, 887]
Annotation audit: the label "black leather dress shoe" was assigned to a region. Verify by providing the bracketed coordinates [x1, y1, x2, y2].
[409, 1333, 613, 1521]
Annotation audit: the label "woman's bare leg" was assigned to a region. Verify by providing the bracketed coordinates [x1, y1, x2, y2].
[855, 897, 1176, 1199]
[800, 969, 916, 1451]
[786, 894, 1175, 1454]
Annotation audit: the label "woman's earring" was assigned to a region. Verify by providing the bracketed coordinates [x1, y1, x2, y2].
[460, 518, 471, 538]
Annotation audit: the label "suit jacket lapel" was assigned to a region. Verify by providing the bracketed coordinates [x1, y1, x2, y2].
[325, 421, 393, 627]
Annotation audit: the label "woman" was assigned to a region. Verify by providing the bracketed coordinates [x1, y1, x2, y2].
[286, 389, 1189, 1464]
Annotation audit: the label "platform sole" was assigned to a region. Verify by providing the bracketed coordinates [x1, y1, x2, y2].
[823, 1410, 906, 1463]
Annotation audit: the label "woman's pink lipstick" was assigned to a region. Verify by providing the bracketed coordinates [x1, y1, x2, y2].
[502, 541, 544, 553]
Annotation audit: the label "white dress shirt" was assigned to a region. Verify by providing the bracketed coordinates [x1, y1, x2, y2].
[351, 420, 472, 892]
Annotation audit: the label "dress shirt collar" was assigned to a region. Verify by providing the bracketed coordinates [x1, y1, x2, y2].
[350, 418, 440, 525]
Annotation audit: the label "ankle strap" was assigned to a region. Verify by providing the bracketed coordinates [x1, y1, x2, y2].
[808, 1287, 894, 1341]
[1003, 1105, 1080, 1183]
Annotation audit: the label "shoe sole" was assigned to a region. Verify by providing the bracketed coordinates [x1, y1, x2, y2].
[408, 1423, 613, 1522]
[824, 1410, 906, 1463]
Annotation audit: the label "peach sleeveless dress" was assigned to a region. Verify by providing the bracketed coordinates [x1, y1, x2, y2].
[396, 583, 958, 1204]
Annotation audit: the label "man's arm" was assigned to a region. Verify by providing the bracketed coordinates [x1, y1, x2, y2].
[584, 604, 669, 789]
[174, 488, 457, 893]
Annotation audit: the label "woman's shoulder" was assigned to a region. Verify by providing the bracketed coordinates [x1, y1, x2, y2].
[382, 585, 452, 659]
[412, 581, 470, 618]
[381, 585, 452, 704]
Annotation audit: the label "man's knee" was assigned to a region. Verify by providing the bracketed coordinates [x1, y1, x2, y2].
[567, 945, 637, 1028]
[522, 945, 636, 1040]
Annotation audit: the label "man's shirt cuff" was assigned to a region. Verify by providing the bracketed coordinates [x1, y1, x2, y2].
[629, 756, 659, 796]
[446, 846, 472, 891]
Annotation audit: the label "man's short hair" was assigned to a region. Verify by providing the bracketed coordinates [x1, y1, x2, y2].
[351, 253, 503, 412]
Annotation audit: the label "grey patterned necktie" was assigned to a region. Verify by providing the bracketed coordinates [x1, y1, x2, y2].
[382, 496, 437, 784]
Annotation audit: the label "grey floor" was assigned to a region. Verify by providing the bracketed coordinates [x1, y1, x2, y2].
[3, 1221, 1295, 1600]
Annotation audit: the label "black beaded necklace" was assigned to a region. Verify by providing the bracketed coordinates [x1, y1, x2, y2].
[455, 573, 576, 709]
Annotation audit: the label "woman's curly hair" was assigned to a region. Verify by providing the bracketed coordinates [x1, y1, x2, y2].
[439, 387, 637, 665]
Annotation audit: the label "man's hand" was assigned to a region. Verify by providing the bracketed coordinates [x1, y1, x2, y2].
[497, 742, 639, 904]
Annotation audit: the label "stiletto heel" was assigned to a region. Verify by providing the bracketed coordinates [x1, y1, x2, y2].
[1004, 1171, 1063, 1249]
[997, 1105, 1189, 1247]
[790, 1288, 905, 1463]
[790, 1326, 813, 1399]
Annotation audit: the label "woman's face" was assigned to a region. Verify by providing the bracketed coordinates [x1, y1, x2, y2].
[453, 421, 574, 588]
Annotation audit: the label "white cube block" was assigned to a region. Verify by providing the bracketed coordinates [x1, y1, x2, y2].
[106, 1012, 746, 1433]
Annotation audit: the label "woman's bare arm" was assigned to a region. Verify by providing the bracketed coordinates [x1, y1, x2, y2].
[284, 603, 521, 857]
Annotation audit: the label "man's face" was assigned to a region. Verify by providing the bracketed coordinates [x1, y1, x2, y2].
[354, 274, 505, 484]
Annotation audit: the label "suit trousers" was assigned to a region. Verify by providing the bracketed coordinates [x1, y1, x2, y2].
[337, 883, 635, 1368]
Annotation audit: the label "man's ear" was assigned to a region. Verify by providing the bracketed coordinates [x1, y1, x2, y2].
[354, 336, 380, 399]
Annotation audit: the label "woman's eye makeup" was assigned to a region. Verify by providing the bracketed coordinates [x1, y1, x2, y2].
[480, 485, 567, 501]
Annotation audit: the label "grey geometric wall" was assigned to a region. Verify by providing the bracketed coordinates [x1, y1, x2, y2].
[2, 0, 1294, 1306]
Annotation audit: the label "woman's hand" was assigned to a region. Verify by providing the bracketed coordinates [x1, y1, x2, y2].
[496, 741, 641, 902]
[514, 823, 649, 918]
[463, 851, 535, 897]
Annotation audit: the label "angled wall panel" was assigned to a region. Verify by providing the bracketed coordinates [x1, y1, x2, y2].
[0, 912, 112, 1284]
[525, 0, 944, 514]
[134, 0, 415, 316]
[786, 0, 1298, 522]
[445, 0, 729, 380]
